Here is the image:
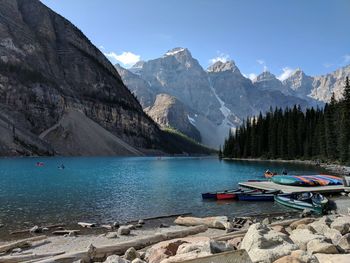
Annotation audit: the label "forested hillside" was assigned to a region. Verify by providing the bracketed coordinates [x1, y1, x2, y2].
[222, 77, 350, 164]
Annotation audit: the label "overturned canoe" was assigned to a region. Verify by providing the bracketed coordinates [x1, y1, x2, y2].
[272, 174, 342, 186]
[274, 193, 328, 214]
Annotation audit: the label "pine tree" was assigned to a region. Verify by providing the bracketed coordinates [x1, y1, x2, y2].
[339, 77, 350, 163]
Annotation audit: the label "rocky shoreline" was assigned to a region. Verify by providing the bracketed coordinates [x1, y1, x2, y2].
[1, 206, 350, 263]
[223, 158, 350, 177]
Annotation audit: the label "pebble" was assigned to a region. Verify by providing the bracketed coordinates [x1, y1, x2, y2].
[113, 222, 120, 228]
[11, 248, 22, 254]
[159, 223, 170, 228]
[0, 224, 4, 228]
[138, 219, 145, 225]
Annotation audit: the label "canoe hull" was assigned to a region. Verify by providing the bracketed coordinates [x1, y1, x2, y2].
[274, 194, 326, 214]
[201, 193, 217, 199]
[217, 193, 237, 200]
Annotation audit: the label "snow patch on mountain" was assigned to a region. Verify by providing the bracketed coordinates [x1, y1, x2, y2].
[164, 47, 186, 56]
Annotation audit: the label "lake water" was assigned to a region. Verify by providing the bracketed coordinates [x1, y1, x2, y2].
[0, 157, 325, 237]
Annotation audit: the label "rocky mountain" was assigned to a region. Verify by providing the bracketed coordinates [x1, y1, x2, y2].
[0, 0, 211, 156]
[254, 71, 294, 95]
[145, 94, 201, 142]
[116, 51, 313, 148]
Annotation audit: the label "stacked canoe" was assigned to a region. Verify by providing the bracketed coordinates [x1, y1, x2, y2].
[272, 174, 343, 186]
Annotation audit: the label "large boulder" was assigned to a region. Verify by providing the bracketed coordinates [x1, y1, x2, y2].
[145, 237, 209, 263]
[323, 228, 342, 245]
[314, 253, 350, 263]
[337, 233, 350, 252]
[290, 249, 317, 263]
[174, 216, 228, 229]
[309, 220, 330, 235]
[227, 236, 244, 249]
[330, 216, 350, 235]
[289, 229, 324, 250]
[240, 223, 298, 263]
[306, 239, 338, 254]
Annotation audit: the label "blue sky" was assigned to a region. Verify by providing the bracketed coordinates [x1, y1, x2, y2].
[41, 0, 350, 79]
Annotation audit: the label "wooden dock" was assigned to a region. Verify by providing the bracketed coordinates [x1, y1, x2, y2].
[239, 181, 349, 194]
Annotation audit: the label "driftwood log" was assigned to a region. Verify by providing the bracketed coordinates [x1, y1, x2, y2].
[0, 251, 64, 263]
[174, 216, 228, 229]
[78, 222, 96, 228]
[10, 224, 65, 235]
[36, 225, 208, 263]
[0, 236, 47, 253]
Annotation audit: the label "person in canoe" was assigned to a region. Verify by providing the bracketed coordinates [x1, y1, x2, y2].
[36, 162, 44, 167]
[264, 170, 277, 179]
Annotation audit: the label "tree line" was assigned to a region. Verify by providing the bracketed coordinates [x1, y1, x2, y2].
[222, 77, 350, 164]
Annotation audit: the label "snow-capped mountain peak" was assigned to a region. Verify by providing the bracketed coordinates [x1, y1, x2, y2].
[207, 60, 238, 73]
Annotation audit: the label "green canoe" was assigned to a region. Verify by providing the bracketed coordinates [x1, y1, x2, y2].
[274, 194, 328, 214]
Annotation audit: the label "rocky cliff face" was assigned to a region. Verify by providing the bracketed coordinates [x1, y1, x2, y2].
[0, 0, 192, 156]
[145, 94, 201, 142]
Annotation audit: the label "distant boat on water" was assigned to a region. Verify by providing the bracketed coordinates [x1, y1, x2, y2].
[36, 162, 44, 167]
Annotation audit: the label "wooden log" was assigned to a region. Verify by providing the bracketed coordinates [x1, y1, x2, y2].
[52, 230, 80, 235]
[0, 251, 64, 263]
[78, 222, 96, 228]
[0, 236, 47, 253]
[10, 224, 65, 235]
[127, 212, 192, 224]
[36, 225, 208, 263]
[174, 216, 228, 229]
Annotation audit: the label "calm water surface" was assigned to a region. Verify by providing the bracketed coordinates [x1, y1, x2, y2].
[0, 157, 325, 236]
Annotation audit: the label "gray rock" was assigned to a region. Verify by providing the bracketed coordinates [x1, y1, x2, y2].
[124, 247, 140, 261]
[29, 225, 41, 233]
[240, 223, 298, 263]
[135, 224, 143, 228]
[138, 219, 145, 225]
[131, 259, 146, 263]
[300, 209, 312, 218]
[103, 255, 130, 263]
[106, 232, 118, 239]
[113, 222, 120, 229]
[289, 228, 325, 250]
[324, 228, 342, 245]
[127, 224, 136, 230]
[118, 226, 131, 236]
[261, 217, 270, 225]
[0, 224, 4, 228]
[42, 227, 49, 231]
[307, 239, 338, 254]
[337, 233, 350, 252]
[209, 240, 234, 254]
[68, 231, 76, 237]
[159, 223, 170, 228]
[330, 216, 350, 234]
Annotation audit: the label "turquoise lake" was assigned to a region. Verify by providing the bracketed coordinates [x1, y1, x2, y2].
[0, 157, 325, 237]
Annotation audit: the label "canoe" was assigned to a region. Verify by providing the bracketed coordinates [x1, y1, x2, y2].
[216, 188, 246, 200]
[201, 192, 217, 199]
[237, 190, 280, 201]
[274, 193, 328, 214]
[272, 175, 343, 186]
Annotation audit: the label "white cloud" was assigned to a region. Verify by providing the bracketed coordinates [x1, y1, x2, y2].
[343, 54, 350, 64]
[257, 59, 265, 65]
[277, 67, 295, 81]
[209, 52, 230, 65]
[257, 59, 268, 71]
[104, 51, 141, 67]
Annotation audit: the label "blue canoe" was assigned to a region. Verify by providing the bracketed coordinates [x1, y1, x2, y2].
[237, 190, 280, 201]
